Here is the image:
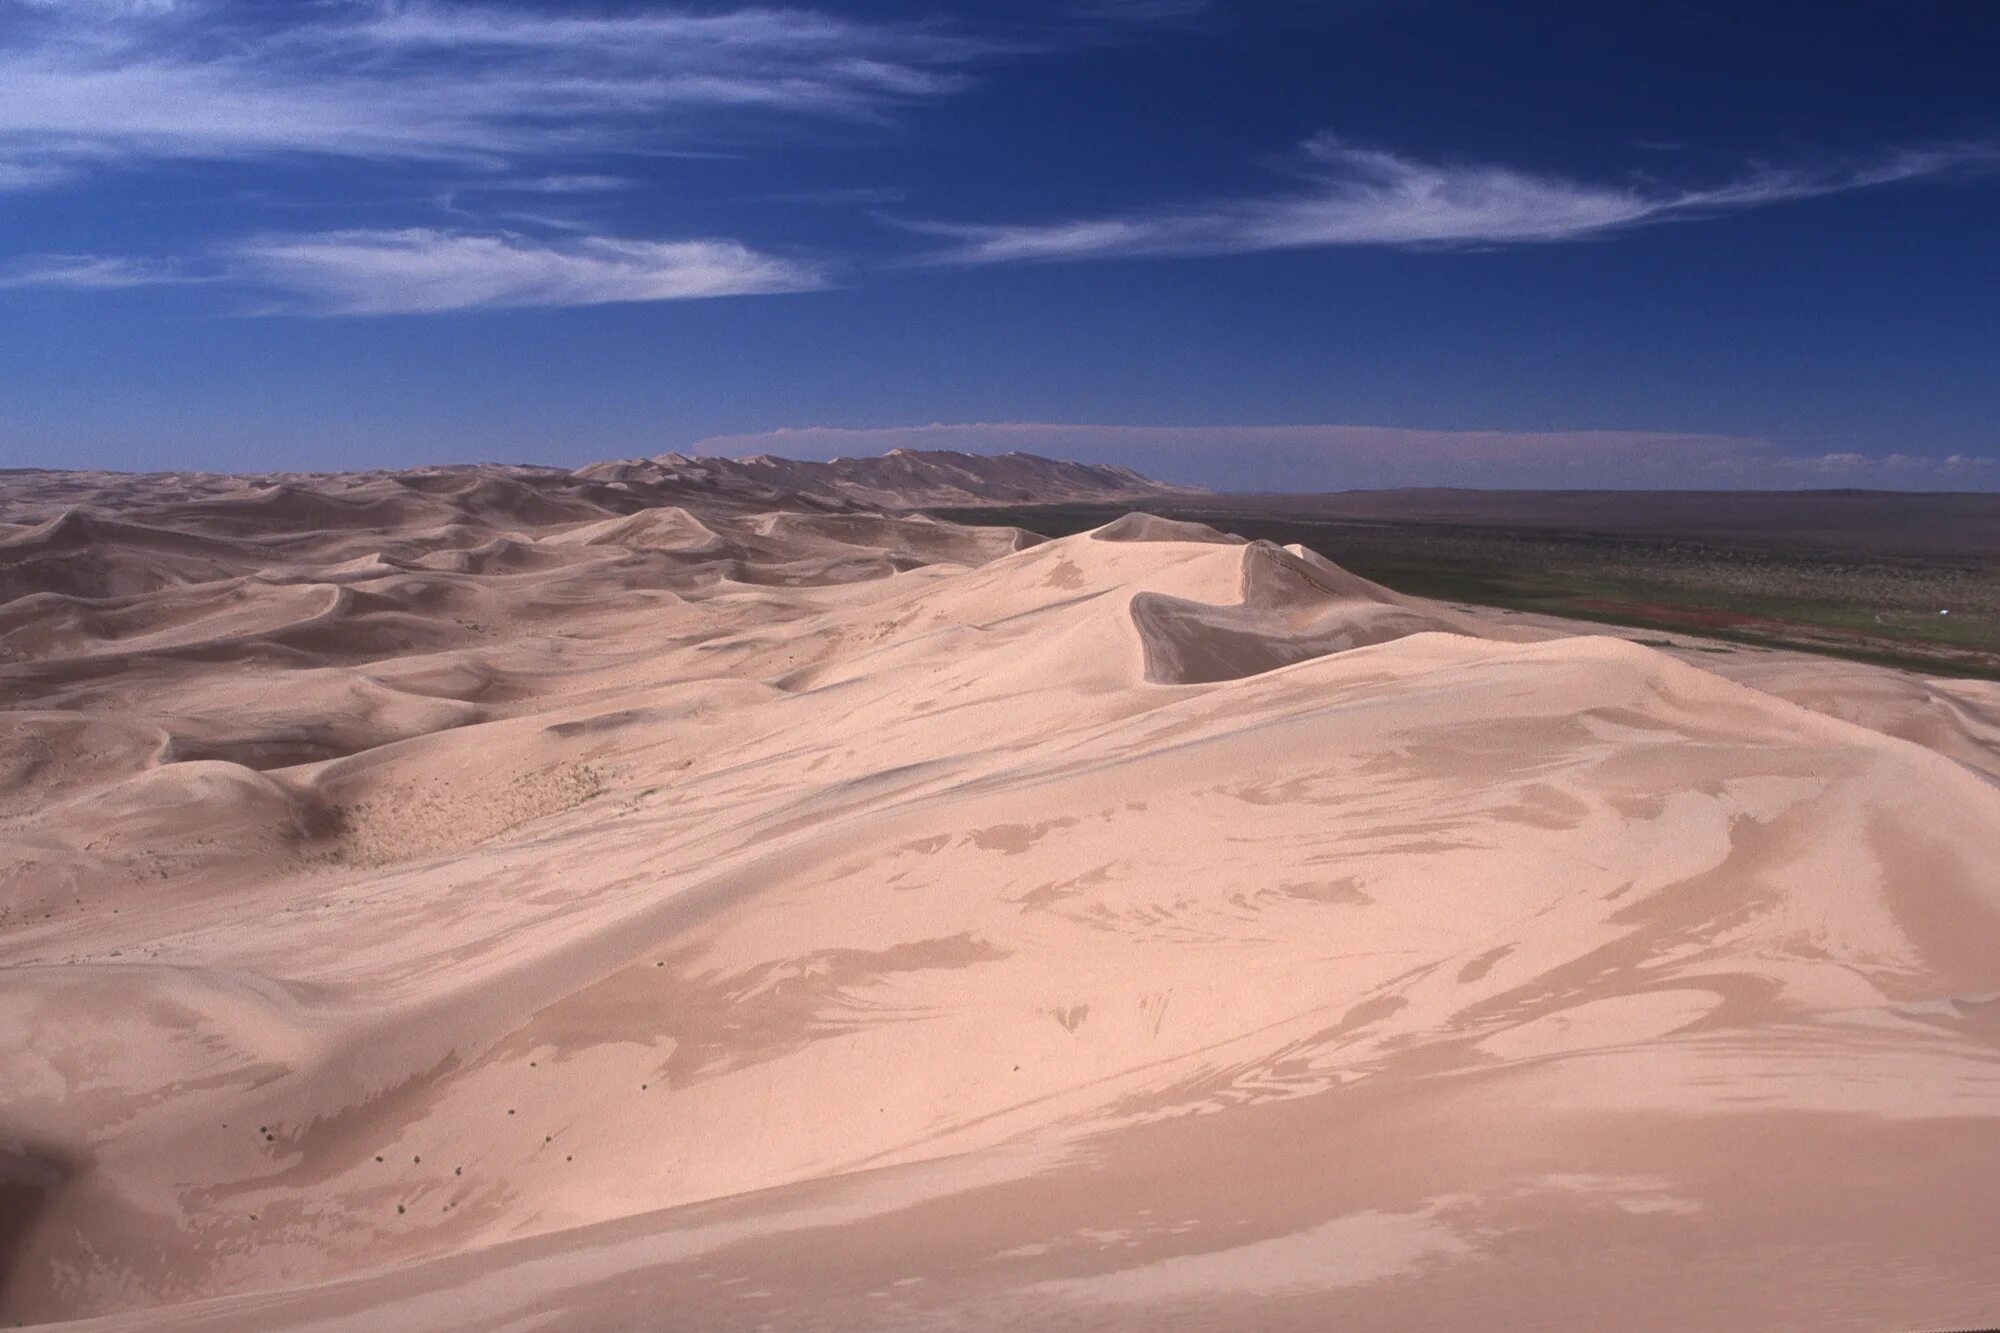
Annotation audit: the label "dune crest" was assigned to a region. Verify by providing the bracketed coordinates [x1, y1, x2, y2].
[2, 457, 1997, 1332]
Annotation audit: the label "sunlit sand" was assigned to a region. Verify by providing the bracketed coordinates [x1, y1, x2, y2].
[4, 456, 1998, 1331]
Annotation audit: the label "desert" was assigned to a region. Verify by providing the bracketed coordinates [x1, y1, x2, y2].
[3, 451, 1997, 1331]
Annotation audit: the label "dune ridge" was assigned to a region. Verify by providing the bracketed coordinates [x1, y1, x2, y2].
[2, 457, 1997, 1331]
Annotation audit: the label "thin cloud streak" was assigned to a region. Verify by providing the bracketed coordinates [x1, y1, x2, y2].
[913, 136, 2000, 263]
[230, 228, 826, 315]
[0, 2, 997, 188]
[0, 252, 186, 288]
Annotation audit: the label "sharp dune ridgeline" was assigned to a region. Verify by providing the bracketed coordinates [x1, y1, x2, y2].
[2, 452, 1998, 1331]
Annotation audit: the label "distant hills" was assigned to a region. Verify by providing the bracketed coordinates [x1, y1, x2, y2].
[575, 448, 1198, 510]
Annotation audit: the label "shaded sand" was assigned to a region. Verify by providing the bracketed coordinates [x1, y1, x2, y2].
[2, 457, 1998, 1331]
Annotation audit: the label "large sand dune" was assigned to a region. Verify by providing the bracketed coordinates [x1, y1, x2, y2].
[2, 456, 1997, 1331]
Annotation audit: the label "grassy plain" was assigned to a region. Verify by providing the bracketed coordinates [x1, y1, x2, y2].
[928, 492, 2000, 679]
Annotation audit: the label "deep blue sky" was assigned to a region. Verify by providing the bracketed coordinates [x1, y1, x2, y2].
[1, 0, 1996, 489]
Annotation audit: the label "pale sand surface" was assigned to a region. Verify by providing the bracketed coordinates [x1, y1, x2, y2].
[3, 460, 1998, 1331]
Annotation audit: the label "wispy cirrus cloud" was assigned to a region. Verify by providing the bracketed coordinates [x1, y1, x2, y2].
[913, 135, 2000, 264]
[227, 227, 825, 315]
[0, 252, 187, 288]
[0, 1, 996, 189]
[11, 0, 180, 13]
[460, 174, 638, 196]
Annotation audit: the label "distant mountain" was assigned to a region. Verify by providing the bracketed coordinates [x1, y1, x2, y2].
[574, 448, 1197, 510]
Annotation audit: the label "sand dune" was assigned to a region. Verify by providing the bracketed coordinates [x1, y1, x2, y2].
[2, 457, 1997, 1331]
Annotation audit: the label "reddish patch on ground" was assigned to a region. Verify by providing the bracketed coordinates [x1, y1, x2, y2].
[1568, 600, 1767, 630]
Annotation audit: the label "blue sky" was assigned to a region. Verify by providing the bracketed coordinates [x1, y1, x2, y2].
[1, 0, 1996, 489]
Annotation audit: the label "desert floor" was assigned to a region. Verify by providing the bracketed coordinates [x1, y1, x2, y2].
[4, 462, 1998, 1330]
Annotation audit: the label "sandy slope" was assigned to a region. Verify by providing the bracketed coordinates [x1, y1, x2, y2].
[2, 461, 1998, 1331]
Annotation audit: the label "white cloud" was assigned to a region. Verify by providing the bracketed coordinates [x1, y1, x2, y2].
[0, 159, 72, 189]
[0, 2, 992, 187]
[0, 252, 182, 288]
[229, 227, 824, 314]
[11, 0, 181, 14]
[470, 175, 637, 195]
[1781, 450, 1997, 480]
[914, 136, 1999, 264]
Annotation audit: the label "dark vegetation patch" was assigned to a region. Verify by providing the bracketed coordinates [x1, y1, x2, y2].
[927, 494, 2000, 681]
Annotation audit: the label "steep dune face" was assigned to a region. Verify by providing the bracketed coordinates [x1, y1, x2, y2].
[2, 464, 1998, 1332]
[1130, 539, 1504, 683]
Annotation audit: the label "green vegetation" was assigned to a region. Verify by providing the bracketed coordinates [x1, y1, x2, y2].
[929, 502, 2000, 680]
